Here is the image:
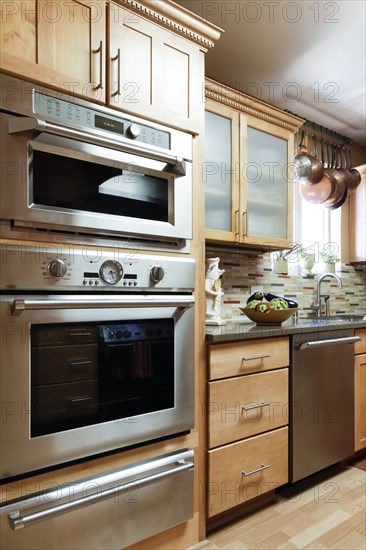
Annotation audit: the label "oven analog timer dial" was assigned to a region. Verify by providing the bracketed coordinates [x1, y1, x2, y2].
[99, 260, 123, 285]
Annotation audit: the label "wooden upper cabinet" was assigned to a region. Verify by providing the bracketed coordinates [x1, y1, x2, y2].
[349, 165, 366, 263]
[108, 1, 209, 131]
[0, 0, 106, 102]
[0, 0, 223, 129]
[204, 79, 304, 248]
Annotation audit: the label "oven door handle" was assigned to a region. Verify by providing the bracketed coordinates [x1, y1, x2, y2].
[8, 459, 194, 531]
[8, 116, 186, 176]
[11, 296, 195, 315]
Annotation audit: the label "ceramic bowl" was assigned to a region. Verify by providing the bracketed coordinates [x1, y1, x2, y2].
[239, 307, 298, 326]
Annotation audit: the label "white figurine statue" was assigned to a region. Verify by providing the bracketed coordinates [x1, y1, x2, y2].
[205, 257, 226, 326]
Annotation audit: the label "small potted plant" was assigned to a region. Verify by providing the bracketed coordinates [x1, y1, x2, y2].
[318, 251, 340, 274]
[298, 245, 316, 275]
[272, 250, 289, 275]
[272, 243, 302, 275]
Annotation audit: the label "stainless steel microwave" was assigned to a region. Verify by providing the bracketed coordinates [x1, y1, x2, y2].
[0, 74, 193, 249]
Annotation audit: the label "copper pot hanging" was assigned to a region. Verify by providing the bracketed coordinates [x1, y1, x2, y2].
[346, 147, 362, 191]
[299, 138, 337, 205]
[336, 145, 357, 192]
[294, 130, 324, 185]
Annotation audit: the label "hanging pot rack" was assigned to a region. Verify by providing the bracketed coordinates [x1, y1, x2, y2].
[284, 110, 353, 146]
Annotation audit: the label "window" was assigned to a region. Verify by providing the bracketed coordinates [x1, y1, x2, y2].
[293, 184, 342, 261]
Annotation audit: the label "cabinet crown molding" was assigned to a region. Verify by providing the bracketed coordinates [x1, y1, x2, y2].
[114, 0, 223, 49]
[205, 78, 304, 133]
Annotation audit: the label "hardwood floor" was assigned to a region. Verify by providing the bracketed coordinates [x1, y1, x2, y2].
[200, 464, 366, 550]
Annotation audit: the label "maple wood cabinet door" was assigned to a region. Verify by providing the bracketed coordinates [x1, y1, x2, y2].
[355, 353, 366, 451]
[108, 2, 202, 132]
[0, 0, 106, 102]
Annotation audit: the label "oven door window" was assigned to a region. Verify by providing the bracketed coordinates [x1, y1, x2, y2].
[30, 148, 172, 223]
[30, 319, 174, 437]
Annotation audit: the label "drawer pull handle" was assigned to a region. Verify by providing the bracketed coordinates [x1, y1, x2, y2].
[242, 463, 270, 477]
[69, 360, 92, 367]
[68, 396, 93, 404]
[242, 401, 270, 412]
[242, 354, 270, 362]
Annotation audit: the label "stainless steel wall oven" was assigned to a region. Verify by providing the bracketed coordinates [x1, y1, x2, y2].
[0, 244, 195, 480]
[0, 74, 193, 250]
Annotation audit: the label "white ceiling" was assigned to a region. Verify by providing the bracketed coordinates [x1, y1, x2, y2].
[176, 0, 366, 146]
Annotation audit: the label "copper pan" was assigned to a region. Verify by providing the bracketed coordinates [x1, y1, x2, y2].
[337, 146, 357, 192]
[294, 131, 324, 185]
[346, 147, 361, 191]
[324, 142, 346, 203]
[299, 138, 337, 205]
[324, 184, 348, 211]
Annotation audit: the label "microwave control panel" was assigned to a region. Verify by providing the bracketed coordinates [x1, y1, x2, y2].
[33, 91, 170, 150]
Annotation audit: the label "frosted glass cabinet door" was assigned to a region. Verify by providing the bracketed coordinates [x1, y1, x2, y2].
[205, 110, 232, 232]
[246, 127, 288, 239]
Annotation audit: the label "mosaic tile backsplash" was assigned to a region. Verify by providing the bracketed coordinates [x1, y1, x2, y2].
[206, 245, 366, 320]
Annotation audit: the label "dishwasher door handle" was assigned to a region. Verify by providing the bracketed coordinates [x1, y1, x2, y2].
[299, 336, 361, 350]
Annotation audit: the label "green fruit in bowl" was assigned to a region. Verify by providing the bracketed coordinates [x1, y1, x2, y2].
[246, 299, 262, 309]
[269, 298, 289, 310]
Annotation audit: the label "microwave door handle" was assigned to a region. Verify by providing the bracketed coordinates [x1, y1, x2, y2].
[11, 296, 195, 315]
[8, 116, 186, 176]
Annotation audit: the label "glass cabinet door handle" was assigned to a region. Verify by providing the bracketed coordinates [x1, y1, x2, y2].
[242, 210, 247, 237]
[234, 209, 240, 238]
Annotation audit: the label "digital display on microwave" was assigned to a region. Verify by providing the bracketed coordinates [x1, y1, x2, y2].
[95, 114, 124, 134]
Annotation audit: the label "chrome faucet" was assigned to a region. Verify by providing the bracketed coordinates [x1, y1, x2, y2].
[313, 272, 342, 317]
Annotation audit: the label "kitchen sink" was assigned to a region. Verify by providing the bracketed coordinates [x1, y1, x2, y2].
[293, 315, 365, 328]
[321, 315, 365, 322]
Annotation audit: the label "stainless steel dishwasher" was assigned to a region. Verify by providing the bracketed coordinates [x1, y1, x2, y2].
[291, 329, 360, 482]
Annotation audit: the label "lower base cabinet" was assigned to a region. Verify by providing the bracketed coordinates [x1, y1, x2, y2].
[207, 338, 290, 519]
[355, 329, 366, 451]
[208, 427, 288, 517]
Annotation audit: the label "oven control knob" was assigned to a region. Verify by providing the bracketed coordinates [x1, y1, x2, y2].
[128, 123, 141, 139]
[150, 266, 165, 283]
[48, 259, 67, 279]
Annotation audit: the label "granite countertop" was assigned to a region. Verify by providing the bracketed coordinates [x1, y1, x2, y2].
[206, 315, 366, 343]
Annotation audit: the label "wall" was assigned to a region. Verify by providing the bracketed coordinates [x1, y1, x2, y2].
[206, 245, 366, 320]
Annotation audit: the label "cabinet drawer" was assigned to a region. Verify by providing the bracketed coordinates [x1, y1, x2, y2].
[208, 427, 288, 517]
[208, 368, 288, 448]
[355, 329, 366, 355]
[208, 337, 289, 380]
[31, 344, 98, 385]
[32, 380, 98, 422]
